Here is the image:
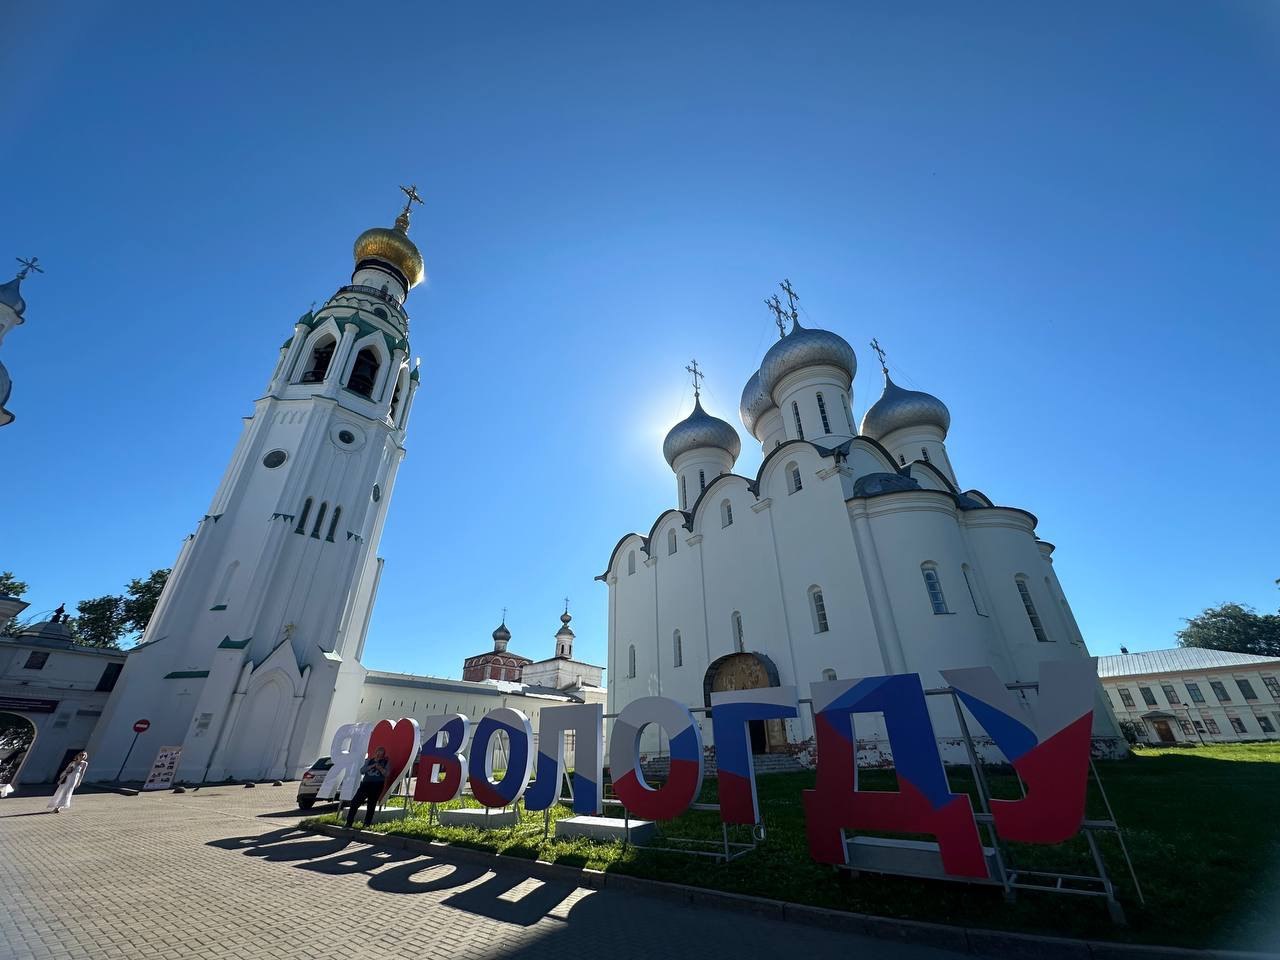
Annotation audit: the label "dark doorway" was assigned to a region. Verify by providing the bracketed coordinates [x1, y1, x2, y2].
[1152, 719, 1176, 744]
[0, 712, 37, 786]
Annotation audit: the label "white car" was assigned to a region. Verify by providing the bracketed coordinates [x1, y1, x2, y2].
[296, 757, 334, 810]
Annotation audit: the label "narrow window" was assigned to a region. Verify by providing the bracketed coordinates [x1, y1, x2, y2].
[389, 371, 406, 422]
[1015, 577, 1049, 641]
[898, 454, 906, 466]
[23, 651, 49, 670]
[1161, 684, 1181, 705]
[668, 529, 677, 555]
[721, 499, 733, 528]
[791, 401, 804, 439]
[1230, 717, 1247, 735]
[921, 447, 931, 463]
[1238, 678, 1259, 701]
[628, 644, 636, 679]
[732, 611, 745, 653]
[1259, 715, 1276, 733]
[326, 506, 342, 542]
[787, 462, 802, 494]
[1204, 717, 1220, 735]
[816, 392, 832, 433]
[301, 336, 335, 383]
[698, 469, 706, 492]
[809, 586, 830, 633]
[962, 564, 985, 615]
[1186, 682, 1206, 703]
[842, 393, 854, 433]
[1118, 688, 1135, 708]
[295, 498, 313, 535]
[673, 630, 683, 667]
[311, 501, 328, 539]
[1211, 681, 1231, 703]
[1264, 676, 1280, 699]
[627, 551, 636, 575]
[921, 564, 948, 614]
[348, 348, 380, 398]
[1140, 686, 1157, 707]
[1180, 719, 1195, 736]
[822, 668, 837, 682]
[680, 475, 688, 511]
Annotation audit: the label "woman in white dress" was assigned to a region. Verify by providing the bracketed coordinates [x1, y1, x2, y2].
[47, 751, 89, 813]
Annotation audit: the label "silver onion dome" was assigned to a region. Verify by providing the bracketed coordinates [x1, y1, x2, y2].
[739, 369, 776, 437]
[0, 276, 26, 317]
[662, 398, 742, 467]
[492, 621, 511, 652]
[758, 318, 856, 395]
[860, 372, 951, 440]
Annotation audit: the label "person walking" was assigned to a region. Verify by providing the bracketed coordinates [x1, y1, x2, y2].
[343, 746, 389, 830]
[47, 751, 89, 813]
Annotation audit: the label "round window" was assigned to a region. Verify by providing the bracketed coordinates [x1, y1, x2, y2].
[262, 450, 287, 468]
[338, 430, 355, 445]
[372, 484, 382, 503]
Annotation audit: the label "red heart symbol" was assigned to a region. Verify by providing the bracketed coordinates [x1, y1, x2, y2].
[367, 718, 418, 801]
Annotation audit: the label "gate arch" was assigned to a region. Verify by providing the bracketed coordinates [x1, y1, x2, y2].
[702, 652, 787, 753]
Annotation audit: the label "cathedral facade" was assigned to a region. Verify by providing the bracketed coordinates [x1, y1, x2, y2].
[87, 191, 427, 783]
[599, 295, 1123, 759]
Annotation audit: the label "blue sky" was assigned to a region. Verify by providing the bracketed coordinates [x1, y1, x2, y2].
[2, 1, 1277, 677]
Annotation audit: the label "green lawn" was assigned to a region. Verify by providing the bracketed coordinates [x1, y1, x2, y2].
[304, 742, 1280, 950]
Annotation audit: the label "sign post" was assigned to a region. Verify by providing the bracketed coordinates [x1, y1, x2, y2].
[114, 719, 150, 784]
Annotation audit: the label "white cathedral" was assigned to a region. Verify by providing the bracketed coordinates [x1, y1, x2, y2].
[599, 290, 1123, 759]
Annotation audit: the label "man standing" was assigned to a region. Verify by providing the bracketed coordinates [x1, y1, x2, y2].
[343, 746, 390, 830]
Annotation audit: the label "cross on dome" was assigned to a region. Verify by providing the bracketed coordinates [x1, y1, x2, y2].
[685, 359, 704, 398]
[765, 294, 788, 338]
[870, 337, 889, 374]
[15, 256, 42, 280]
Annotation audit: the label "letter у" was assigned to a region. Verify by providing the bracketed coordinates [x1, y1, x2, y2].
[523, 703, 605, 815]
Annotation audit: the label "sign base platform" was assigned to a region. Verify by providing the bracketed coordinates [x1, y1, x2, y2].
[438, 807, 518, 829]
[556, 815, 655, 844]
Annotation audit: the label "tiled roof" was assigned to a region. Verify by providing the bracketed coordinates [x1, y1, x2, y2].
[1097, 647, 1280, 679]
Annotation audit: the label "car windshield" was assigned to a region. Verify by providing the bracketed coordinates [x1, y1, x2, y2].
[311, 758, 333, 770]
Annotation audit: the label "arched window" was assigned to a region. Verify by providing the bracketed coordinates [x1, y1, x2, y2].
[673, 630, 683, 667]
[731, 611, 745, 653]
[311, 502, 328, 539]
[1017, 577, 1050, 642]
[294, 498, 313, 535]
[921, 563, 948, 614]
[809, 585, 830, 633]
[822, 668, 837, 682]
[389, 369, 408, 423]
[698, 469, 706, 492]
[301, 337, 335, 384]
[963, 563, 985, 615]
[348, 348, 380, 398]
[627, 644, 636, 678]
[326, 506, 342, 543]
[668, 529, 677, 555]
[720, 499, 733, 528]
[627, 550, 636, 575]
[816, 392, 831, 433]
[791, 401, 804, 439]
[787, 462, 803, 494]
[899, 454, 906, 466]
[680, 475, 688, 511]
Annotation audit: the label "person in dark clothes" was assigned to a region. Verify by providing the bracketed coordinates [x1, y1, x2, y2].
[344, 746, 390, 830]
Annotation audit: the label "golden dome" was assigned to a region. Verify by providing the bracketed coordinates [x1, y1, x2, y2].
[353, 216, 425, 289]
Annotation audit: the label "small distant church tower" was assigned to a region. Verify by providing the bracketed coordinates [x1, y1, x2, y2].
[555, 603, 574, 659]
[89, 188, 428, 783]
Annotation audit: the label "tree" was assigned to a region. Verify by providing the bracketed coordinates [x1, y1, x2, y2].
[0, 571, 28, 635]
[122, 569, 170, 635]
[74, 595, 126, 648]
[1176, 603, 1280, 659]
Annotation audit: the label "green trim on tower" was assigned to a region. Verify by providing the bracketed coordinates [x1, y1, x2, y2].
[409, 366, 420, 382]
[217, 636, 251, 650]
[209, 604, 227, 612]
[163, 670, 210, 679]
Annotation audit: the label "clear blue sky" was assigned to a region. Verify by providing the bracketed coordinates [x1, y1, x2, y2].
[3, 1, 1277, 677]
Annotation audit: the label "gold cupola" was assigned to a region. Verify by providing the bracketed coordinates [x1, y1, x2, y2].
[353, 185, 426, 289]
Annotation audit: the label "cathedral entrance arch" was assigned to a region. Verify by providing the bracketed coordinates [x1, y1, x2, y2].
[703, 653, 788, 754]
[0, 712, 37, 788]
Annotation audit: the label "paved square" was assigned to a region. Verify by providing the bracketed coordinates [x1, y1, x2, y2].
[0, 785, 975, 959]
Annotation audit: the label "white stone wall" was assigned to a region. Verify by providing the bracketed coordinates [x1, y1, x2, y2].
[1101, 665, 1280, 744]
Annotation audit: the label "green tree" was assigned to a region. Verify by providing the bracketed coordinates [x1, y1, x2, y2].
[1176, 602, 1280, 658]
[73, 595, 126, 648]
[121, 569, 170, 636]
[0, 571, 28, 635]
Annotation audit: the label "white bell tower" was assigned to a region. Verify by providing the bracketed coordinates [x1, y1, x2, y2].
[89, 187, 428, 784]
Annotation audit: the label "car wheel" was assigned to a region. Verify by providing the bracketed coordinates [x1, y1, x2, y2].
[297, 797, 315, 810]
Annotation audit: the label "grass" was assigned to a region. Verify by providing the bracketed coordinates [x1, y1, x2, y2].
[303, 742, 1280, 950]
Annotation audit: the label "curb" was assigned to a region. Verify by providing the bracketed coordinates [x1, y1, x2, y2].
[305, 823, 1273, 960]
